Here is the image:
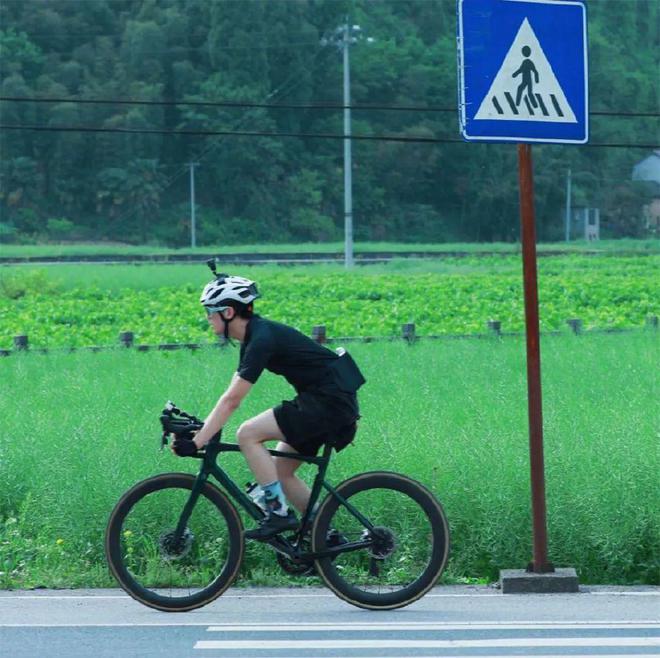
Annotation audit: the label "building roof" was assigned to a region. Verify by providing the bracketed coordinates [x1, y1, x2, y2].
[632, 150, 660, 184]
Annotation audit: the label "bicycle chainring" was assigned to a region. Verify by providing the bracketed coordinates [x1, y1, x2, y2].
[275, 535, 316, 576]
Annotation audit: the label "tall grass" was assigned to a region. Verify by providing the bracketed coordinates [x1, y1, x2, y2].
[0, 333, 657, 588]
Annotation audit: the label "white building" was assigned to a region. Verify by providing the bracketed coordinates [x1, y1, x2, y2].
[632, 150, 660, 233]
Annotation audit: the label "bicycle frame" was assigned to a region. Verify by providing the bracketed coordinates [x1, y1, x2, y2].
[170, 435, 377, 562]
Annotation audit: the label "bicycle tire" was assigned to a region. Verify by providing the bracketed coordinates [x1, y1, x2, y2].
[312, 471, 450, 610]
[105, 473, 244, 612]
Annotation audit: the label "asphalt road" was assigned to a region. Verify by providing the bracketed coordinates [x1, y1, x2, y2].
[1, 585, 658, 658]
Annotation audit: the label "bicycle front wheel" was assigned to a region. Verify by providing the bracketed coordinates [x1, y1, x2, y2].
[312, 471, 450, 610]
[105, 473, 244, 612]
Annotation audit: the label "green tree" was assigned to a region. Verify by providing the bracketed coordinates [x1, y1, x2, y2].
[96, 159, 166, 242]
[0, 28, 43, 79]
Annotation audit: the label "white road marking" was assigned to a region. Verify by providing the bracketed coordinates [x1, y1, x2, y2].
[588, 591, 660, 596]
[2, 620, 658, 628]
[206, 622, 660, 631]
[193, 637, 660, 650]
[1, 622, 213, 627]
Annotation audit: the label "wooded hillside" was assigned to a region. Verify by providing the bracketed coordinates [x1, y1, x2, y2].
[0, 0, 657, 245]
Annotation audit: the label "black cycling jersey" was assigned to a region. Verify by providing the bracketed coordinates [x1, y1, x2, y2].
[237, 315, 340, 393]
[237, 315, 364, 455]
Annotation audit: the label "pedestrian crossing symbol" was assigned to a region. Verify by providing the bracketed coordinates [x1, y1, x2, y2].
[458, 0, 588, 144]
[474, 18, 577, 123]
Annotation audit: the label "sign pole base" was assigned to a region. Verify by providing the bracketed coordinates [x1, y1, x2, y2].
[500, 568, 579, 594]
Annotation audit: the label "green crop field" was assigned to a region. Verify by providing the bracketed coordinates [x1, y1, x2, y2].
[0, 254, 657, 349]
[0, 334, 657, 588]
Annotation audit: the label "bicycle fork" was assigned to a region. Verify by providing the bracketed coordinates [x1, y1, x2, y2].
[171, 473, 208, 546]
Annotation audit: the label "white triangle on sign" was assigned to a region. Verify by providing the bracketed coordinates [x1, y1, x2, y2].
[474, 18, 577, 123]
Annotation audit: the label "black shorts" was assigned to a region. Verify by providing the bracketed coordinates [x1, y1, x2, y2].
[273, 390, 359, 457]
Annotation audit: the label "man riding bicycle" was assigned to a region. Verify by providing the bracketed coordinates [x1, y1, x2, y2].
[171, 267, 364, 541]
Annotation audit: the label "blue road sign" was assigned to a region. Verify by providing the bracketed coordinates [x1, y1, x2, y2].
[458, 0, 588, 144]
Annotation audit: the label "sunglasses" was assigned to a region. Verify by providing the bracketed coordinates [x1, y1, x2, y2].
[205, 306, 228, 317]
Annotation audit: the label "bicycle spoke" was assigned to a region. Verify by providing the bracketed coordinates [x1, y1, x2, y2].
[119, 486, 231, 600]
[312, 472, 449, 610]
[320, 487, 434, 593]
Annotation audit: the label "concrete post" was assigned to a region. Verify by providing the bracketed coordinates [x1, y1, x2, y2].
[119, 331, 135, 348]
[402, 323, 416, 342]
[487, 320, 502, 336]
[566, 319, 582, 335]
[312, 325, 327, 344]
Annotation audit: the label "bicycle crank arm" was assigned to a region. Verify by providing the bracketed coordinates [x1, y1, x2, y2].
[265, 535, 297, 558]
[307, 539, 374, 561]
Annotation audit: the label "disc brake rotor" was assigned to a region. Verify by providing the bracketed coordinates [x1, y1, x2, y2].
[158, 528, 194, 561]
[363, 526, 397, 560]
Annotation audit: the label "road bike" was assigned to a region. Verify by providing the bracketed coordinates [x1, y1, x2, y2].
[105, 402, 450, 612]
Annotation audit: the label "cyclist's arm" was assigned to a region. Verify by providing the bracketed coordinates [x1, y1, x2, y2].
[193, 373, 252, 448]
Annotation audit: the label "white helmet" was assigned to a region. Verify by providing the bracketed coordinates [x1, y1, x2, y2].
[200, 274, 260, 313]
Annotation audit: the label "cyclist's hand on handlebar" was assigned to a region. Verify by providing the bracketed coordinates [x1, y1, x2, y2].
[171, 428, 196, 442]
[171, 438, 199, 457]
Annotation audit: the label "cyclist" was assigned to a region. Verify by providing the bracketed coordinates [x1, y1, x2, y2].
[171, 270, 364, 541]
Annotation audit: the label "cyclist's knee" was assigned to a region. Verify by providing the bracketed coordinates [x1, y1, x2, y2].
[237, 420, 271, 448]
[236, 421, 257, 448]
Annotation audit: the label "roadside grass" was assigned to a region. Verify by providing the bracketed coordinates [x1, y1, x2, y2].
[0, 333, 657, 588]
[1, 238, 658, 258]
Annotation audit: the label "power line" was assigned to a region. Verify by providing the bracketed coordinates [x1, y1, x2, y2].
[1, 123, 656, 149]
[0, 42, 326, 54]
[0, 95, 452, 114]
[593, 110, 660, 118]
[1, 96, 658, 118]
[0, 123, 463, 143]
[17, 30, 321, 40]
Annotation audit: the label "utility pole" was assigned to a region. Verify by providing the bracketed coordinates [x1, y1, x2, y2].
[322, 21, 373, 268]
[342, 25, 354, 268]
[564, 168, 572, 242]
[189, 162, 199, 248]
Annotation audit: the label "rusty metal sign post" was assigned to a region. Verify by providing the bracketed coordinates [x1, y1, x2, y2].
[517, 144, 553, 573]
[459, 0, 587, 588]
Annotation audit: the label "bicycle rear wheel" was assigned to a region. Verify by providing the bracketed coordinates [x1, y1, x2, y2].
[105, 473, 244, 612]
[312, 471, 449, 610]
